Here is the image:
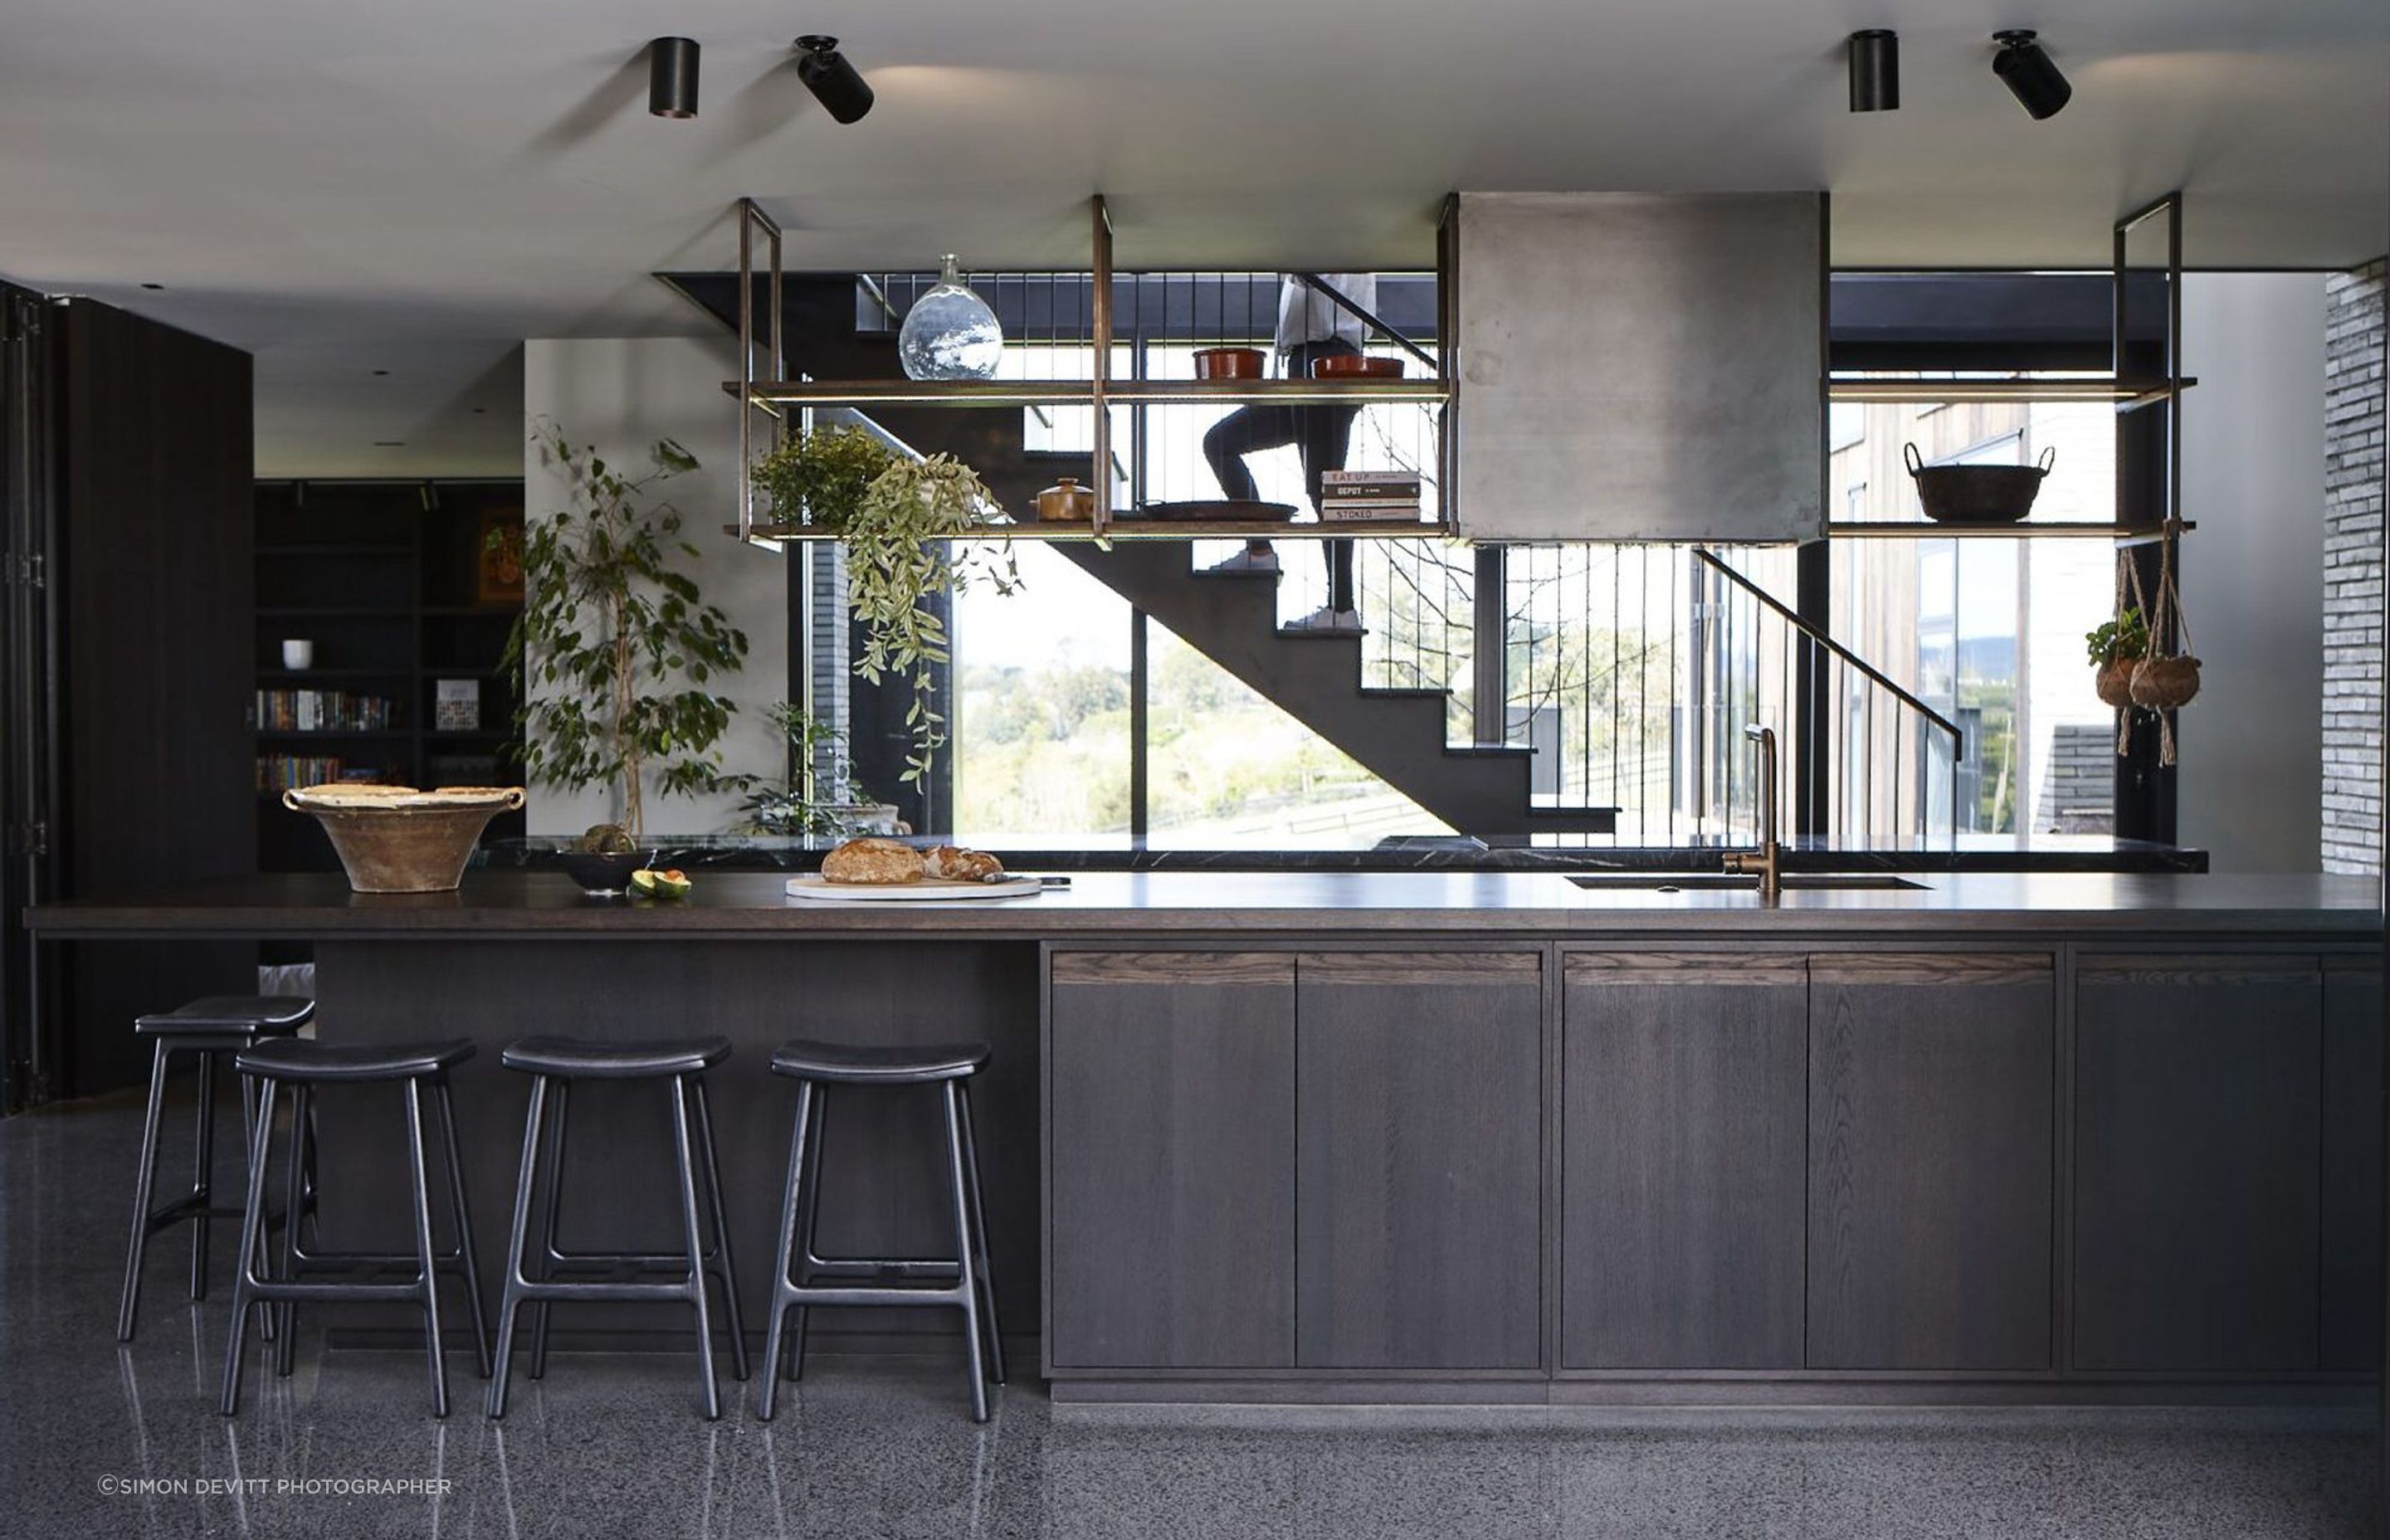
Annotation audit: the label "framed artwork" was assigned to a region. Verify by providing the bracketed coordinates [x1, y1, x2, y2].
[478, 510, 525, 606]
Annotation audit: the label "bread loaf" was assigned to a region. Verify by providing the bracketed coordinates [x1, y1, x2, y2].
[820, 837, 924, 885]
[924, 846, 1004, 881]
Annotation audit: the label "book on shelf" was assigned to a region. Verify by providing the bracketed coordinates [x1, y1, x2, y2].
[1322, 468, 1422, 489]
[433, 678, 481, 732]
[1320, 501, 1424, 523]
[252, 688, 394, 733]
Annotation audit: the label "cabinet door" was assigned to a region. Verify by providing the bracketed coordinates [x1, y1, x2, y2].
[1807, 953, 2056, 1371]
[1295, 952, 1544, 1369]
[2323, 957, 2385, 1372]
[1047, 952, 1296, 1370]
[2075, 954, 2323, 1372]
[1562, 952, 1807, 1368]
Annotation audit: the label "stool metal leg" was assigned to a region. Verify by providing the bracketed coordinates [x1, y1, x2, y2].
[275, 1084, 310, 1378]
[528, 1078, 569, 1380]
[431, 1077, 491, 1379]
[667, 1074, 722, 1421]
[757, 1079, 814, 1421]
[940, 1083, 989, 1423]
[688, 1077, 749, 1383]
[402, 1078, 451, 1418]
[956, 1082, 1005, 1386]
[485, 1075, 550, 1421]
[239, 1075, 277, 1347]
[189, 1049, 217, 1302]
[117, 1040, 173, 1343]
[220, 1079, 280, 1416]
[788, 1084, 828, 1382]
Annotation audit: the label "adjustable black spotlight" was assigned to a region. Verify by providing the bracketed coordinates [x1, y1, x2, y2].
[1847, 30, 1899, 113]
[795, 35, 874, 124]
[1992, 29, 2071, 120]
[649, 36, 700, 119]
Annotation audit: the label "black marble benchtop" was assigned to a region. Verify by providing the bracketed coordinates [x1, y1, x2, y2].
[27, 869, 2376, 940]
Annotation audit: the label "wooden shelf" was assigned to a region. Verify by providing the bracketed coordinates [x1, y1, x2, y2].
[1829, 521, 2192, 544]
[724, 377, 1451, 408]
[257, 606, 411, 619]
[256, 543, 413, 557]
[256, 729, 412, 741]
[731, 519, 1452, 543]
[1827, 377, 2194, 408]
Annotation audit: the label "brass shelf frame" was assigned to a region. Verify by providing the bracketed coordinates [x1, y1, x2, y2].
[728, 192, 1459, 544]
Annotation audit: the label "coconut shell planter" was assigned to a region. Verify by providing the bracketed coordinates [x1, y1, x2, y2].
[2129, 655, 2202, 711]
[2095, 660, 2139, 709]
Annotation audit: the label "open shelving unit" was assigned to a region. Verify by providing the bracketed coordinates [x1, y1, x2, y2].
[722, 194, 1457, 544]
[251, 480, 526, 872]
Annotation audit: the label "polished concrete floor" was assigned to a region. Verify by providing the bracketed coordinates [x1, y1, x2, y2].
[2, 1087, 2380, 1538]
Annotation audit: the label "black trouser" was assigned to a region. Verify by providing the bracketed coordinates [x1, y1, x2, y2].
[1202, 339, 1361, 612]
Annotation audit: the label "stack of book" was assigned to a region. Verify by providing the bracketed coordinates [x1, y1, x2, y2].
[1319, 469, 1422, 524]
[256, 756, 389, 793]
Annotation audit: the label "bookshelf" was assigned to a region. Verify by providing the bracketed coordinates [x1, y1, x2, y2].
[252, 480, 526, 872]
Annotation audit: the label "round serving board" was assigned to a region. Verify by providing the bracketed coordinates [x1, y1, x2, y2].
[784, 874, 1043, 902]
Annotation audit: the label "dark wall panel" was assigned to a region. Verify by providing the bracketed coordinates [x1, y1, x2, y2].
[58, 300, 255, 1092]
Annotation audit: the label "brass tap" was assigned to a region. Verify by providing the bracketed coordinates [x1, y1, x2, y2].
[1721, 724, 1782, 902]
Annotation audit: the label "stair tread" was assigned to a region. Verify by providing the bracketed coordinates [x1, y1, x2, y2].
[1443, 743, 1533, 758]
[1275, 627, 1367, 641]
[1358, 687, 1450, 700]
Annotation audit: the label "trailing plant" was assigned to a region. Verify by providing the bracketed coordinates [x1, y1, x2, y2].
[2085, 607, 2149, 668]
[505, 426, 750, 839]
[735, 700, 885, 836]
[754, 427, 1021, 785]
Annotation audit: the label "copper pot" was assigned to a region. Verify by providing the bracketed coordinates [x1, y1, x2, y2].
[1035, 477, 1095, 523]
[1310, 354, 1402, 379]
[1194, 348, 1266, 381]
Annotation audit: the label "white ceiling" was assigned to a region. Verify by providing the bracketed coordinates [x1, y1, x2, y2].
[0, 0, 2382, 477]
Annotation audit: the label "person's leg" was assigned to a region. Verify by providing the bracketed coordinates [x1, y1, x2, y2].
[1293, 373, 1363, 616]
[1327, 539, 1356, 615]
[1203, 401, 1299, 565]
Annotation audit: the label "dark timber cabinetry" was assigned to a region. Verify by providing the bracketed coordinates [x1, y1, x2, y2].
[1045, 938, 2379, 1400]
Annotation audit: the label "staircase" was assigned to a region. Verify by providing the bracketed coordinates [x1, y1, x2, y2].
[1056, 540, 1615, 838]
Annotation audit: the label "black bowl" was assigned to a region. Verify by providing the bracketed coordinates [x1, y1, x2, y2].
[558, 849, 645, 895]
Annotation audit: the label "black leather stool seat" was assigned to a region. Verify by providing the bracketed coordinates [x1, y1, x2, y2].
[500, 1035, 733, 1079]
[137, 997, 315, 1036]
[236, 1038, 474, 1083]
[770, 1039, 991, 1084]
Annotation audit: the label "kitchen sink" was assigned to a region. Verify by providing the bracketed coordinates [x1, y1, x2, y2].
[1568, 873, 1928, 892]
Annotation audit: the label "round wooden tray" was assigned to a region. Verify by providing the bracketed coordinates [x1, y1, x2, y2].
[783, 874, 1043, 902]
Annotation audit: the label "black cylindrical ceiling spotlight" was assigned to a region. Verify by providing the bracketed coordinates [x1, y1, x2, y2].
[1992, 29, 2071, 120]
[649, 36, 700, 119]
[795, 35, 873, 124]
[1847, 30, 1899, 113]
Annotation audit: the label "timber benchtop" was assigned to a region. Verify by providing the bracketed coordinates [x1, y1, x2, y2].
[26, 870, 2383, 939]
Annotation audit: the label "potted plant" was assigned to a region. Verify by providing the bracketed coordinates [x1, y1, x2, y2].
[505, 426, 750, 841]
[752, 426, 1021, 785]
[2085, 607, 2148, 710]
[735, 700, 902, 836]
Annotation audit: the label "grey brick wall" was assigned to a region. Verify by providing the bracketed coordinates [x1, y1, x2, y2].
[2324, 257, 2387, 874]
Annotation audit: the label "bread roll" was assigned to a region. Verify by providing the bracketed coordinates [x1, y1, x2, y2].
[821, 837, 924, 885]
[924, 846, 1004, 881]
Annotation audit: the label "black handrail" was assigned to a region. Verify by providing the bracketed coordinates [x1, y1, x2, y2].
[1690, 548, 1963, 744]
[1293, 273, 1441, 373]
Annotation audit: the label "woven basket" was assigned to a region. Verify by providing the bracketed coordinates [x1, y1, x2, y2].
[2094, 660, 2139, 709]
[2129, 655, 2202, 711]
[283, 788, 524, 893]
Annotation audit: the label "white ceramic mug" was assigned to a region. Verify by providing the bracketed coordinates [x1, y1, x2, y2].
[281, 639, 314, 670]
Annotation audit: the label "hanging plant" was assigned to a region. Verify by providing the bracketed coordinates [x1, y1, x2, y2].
[753, 426, 1022, 785]
[505, 425, 750, 839]
[2085, 606, 2148, 710]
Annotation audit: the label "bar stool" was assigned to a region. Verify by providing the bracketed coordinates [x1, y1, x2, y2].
[485, 1036, 747, 1421]
[219, 1038, 490, 1417]
[758, 1039, 1004, 1422]
[117, 996, 316, 1342]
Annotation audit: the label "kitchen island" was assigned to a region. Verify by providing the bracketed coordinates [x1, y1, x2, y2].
[32, 870, 2383, 1405]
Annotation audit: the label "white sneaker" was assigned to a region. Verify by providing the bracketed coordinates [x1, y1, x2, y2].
[1287, 606, 1362, 633]
[1210, 547, 1280, 575]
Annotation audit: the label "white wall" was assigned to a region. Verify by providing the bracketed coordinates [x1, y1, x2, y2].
[521, 335, 788, 837]
[2177, 274, 2327, 872]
